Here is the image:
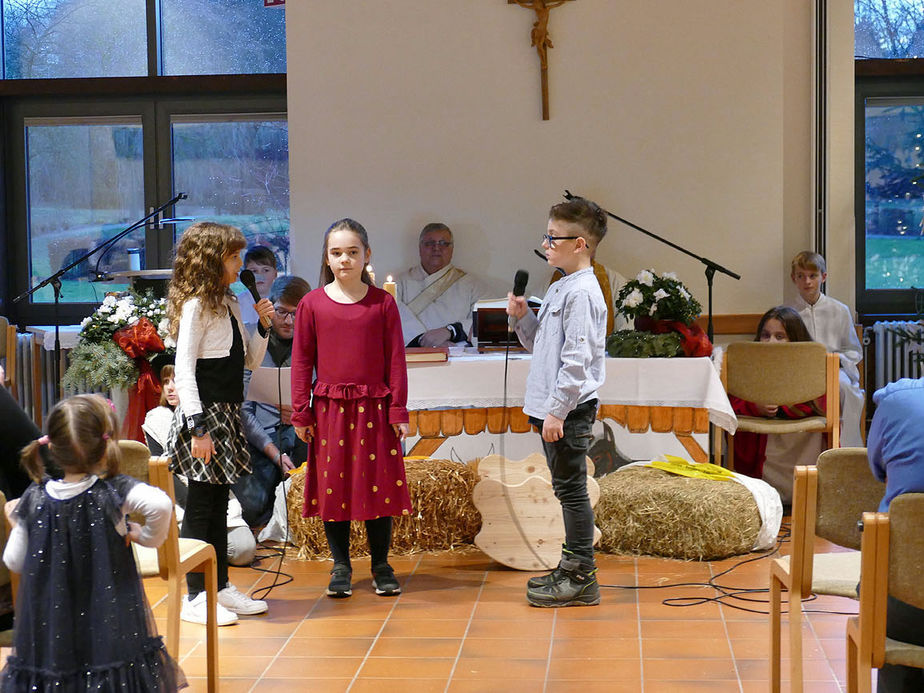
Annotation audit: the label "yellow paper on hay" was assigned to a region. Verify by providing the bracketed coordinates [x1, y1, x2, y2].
[646, 454, 734, 481]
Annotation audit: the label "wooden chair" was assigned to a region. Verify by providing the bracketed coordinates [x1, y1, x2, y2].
[768, 448, 885, 692]
[133, 457, 219, 692]
[847, 496, 924, 693]
[0, 318, 17, 399]
[715, 341, 840, 470]
[118, 439, 151, 484]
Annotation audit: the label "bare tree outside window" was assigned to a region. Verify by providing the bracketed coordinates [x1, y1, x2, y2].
[856, 0, 924, 59]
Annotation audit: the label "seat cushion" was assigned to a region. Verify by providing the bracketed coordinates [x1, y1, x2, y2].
[774, 551, 861, 598]
[885, 637, 924, 668]
[736, 415, 827, 435]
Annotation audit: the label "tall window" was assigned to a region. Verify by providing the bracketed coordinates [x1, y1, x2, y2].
[856, 1, 924, 315]
[1, 1, 288, 324]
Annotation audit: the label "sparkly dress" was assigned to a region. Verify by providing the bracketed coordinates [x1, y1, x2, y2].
[0, 476, 184, 692]
[291, 286, 413, 522]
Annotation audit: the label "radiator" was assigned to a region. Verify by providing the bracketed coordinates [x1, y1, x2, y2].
[873, 321, 924, 391]
[12, 332, 75, 421]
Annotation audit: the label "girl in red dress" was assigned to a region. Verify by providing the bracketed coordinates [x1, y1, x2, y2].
[291, 218, 412, 598]
[729, 306, 826, 480]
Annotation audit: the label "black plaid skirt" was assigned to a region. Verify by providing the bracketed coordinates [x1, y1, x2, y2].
[165, 402, 251, 484]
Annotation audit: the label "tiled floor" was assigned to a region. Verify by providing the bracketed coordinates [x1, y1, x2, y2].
[148, 529, 868, 693]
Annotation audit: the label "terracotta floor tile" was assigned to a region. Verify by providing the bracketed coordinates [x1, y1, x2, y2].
[642, 658, 738, 681]
[292, 617, 384, 638]
[250, 679, 353, 692]
[390, 601, 478, 620]
[262, 656, 364, 678]
[544, 683, 642, 693]
[452, 657, 548, 680]
[209, 636, 289, 657]
[642, 637, 732, 659]
[465, 619, 553, 639]
[459, 637, 550, 659]
[547, 657, 642, 681]
[370, 636, 462, 658]
[358, 656, 456, 678]
[637, 599, 723, 620]
[734, 657, 840, 682]
[640, 619, 728, 639]
[351, 679, 448, 693]
[553, 618, 638, 639]
[178, 655, 273, 678]
[181, 679, 254, 693]
[551, 637, 639, 659]
[379, 619, 471, 638]
[279, 636, 375, 657]
[448, 680, 546, 693]
[644, 681, 743, 693]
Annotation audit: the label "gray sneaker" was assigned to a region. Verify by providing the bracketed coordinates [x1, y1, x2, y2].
[326, 563, 352, 598]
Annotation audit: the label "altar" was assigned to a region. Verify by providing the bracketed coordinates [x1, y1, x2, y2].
[405, 353, 737, 462]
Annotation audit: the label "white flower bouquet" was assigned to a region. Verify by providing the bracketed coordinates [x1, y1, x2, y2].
[615, 269, 702, 326]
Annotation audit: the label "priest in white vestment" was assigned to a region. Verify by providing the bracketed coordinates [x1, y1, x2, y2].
[790, 252, 865, 447]
[395, 223, 485, 347]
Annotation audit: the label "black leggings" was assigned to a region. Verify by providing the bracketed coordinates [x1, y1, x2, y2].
[182, 480, 230, 597]
[323, 517, 393, 569]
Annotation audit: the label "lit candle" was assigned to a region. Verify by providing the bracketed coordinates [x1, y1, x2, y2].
[366, 264, 375, 284]
[383, 275, 397, 298]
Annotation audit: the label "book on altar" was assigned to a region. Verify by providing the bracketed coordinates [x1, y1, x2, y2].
[405, 346, 449, 362]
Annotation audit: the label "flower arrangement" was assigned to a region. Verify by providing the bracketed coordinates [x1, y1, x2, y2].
[614, 269, 702, 326]
[63, 291, 174, 391]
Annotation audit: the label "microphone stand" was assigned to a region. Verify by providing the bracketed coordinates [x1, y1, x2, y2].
[563, 190, 740, 343]
[13, 192, 187, 404]
[564, 190, 740, 464]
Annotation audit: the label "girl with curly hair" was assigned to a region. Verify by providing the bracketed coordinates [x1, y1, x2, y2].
[164, 222, 275, 624]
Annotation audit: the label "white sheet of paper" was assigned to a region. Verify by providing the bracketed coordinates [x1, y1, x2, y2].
[248, 366, 292, 406]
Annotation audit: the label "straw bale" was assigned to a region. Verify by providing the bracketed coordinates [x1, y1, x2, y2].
[595, 466, 760, 560]
[287, 459, 481, 559]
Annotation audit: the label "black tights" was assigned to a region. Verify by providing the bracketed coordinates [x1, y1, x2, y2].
[323, 517, 393, 569]
[182, 479, 229, 597]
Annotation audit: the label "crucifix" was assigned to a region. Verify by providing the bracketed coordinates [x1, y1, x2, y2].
[508, 0, 575, 120]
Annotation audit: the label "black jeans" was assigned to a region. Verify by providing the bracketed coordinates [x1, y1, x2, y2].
[182, 480, 230, 596]
[532, 399, 597, 563]
[879, 595, 924, 692]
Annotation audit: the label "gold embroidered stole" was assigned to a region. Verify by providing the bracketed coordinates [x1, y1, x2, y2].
[405, 266, 466, 319]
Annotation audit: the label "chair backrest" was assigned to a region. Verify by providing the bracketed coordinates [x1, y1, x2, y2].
[815, 447, 885, 550]
[887, 493, 924, 612]
[0, 316, 7, 360]
[725, 341, 828, 406]
[118, 439, 151, 484]
[147, 457, 178, 581]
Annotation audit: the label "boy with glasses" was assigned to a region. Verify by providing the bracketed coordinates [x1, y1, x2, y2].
[234, 275, 311, 527]
[507, 197, 608, 607]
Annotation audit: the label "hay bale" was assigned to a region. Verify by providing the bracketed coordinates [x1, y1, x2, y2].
[595, 466, 761, 560]
[287, 459, 481, 559]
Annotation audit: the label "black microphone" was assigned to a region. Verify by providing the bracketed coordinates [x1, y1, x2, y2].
[508, 269, 529, 331]
[240, 269, 272, 329]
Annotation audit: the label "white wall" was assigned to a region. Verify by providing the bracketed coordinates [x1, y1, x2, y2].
[286, 1, 853, 315]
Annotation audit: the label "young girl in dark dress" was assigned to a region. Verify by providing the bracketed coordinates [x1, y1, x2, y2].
[164, 221, 274, 624]
[291, 218, 412, 598]
[1, 394, 182, 692]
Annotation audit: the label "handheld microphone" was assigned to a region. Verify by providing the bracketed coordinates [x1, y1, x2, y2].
[240, 269, 272, 329]
[508, 269, 529, 331]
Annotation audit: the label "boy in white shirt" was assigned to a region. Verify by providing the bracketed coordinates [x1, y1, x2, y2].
[790, 251, 864, 447]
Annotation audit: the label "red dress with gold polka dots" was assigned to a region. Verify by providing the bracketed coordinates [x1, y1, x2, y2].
[290, 286, 413, 521]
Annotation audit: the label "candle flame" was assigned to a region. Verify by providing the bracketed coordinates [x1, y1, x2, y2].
[386, 275, 393, 282]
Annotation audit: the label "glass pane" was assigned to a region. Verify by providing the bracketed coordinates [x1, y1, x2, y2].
[26, 118, 145, 303]
[856, 0, 924, 59]
[171, 116, 289, 271]
[864, 100, 924, 290]
[2, 0, 146, 78]
[161, 0, 286, 76]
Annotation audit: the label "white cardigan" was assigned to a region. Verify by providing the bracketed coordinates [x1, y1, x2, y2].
[174, 294, 268, 418]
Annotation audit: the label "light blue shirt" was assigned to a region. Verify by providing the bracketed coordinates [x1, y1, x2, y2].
[868, 377, 924, 511]
[515, 266, 607, 421]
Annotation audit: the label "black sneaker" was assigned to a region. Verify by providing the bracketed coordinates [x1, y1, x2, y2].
[326, 563, 352, 598]
[371, 563, 401, 596]
[526, 557, 600, 608]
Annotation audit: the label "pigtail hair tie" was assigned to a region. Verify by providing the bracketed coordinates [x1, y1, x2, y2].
[102, 433, 111, 441]
[37, 435, 50, 446]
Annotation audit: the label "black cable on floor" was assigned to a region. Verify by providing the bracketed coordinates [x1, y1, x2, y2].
[598, 520, 859, 617]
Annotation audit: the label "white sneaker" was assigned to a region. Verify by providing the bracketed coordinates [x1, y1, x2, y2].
[218, 584, 268, 615]
[180, 591, 238, 626]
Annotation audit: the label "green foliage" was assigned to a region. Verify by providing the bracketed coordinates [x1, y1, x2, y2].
[606, 330, 684, 359]
[614, 269, 702, 326]
[62, 340, 137, 391]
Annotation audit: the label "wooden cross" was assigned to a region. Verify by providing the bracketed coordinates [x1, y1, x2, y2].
[508, 0, 575, 120]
